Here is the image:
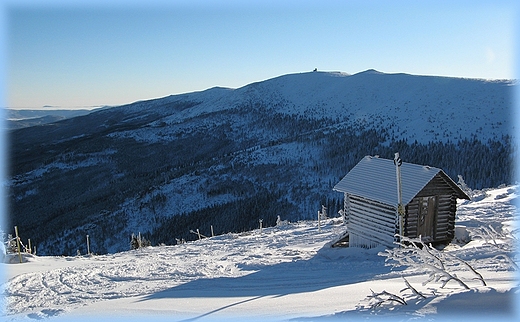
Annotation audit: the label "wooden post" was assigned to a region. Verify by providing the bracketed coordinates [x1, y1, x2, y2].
[318, 210, 321, 232]
[259, 219, 263, 234]
[28, 239, 32, 254]
[86, 235, 90, 255]
[394, 152, 405, 244]
[210, 225, 214, 237]
[14, 226, 22, 263]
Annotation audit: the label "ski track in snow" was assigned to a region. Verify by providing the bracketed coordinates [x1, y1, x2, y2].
[1, 186, 518, 321]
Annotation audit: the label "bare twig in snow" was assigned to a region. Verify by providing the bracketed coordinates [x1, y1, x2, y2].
[367, 289, 407, 309]
[401, 277, 427, 299]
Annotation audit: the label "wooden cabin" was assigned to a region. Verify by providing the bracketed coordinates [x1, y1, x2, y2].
[333, 156, 470, 248]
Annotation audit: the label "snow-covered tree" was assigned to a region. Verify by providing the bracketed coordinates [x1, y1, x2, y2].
[457, 175, 473, 198]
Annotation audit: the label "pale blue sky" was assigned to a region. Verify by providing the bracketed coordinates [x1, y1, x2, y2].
[3, 0, 519, 109]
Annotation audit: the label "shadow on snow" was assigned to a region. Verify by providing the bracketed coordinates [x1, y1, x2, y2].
[138, 244, 393, 301]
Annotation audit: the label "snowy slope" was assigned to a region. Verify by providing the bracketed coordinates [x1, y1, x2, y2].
[109, 70, 515, 143]
[248, 70, 514, 142]
[2, 185, 517, 321]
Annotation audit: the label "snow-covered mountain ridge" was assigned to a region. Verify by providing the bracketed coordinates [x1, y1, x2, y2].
[112, 69, 514, 143]
[6, 69, 515, 256]
[2, 185, 517, 321]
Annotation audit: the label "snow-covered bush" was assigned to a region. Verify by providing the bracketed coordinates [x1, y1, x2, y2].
[359, 223, 517, 313]
[358, 236, 490, 313]
[379, 236, 486, 290]
[356, 277, 429, 312]
[5, 234, 18, 254]
[467, 225, 518, 271]
[276, 215, 288, 227]
[360, 289, 407, 310]
[130, 233, 151, 250]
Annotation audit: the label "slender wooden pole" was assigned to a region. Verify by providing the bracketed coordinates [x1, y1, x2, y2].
[14, 226, 22, 263]
[318, 211, 321, 232]
[86, 235, 90, 255]
[28, 239, 32, 254]
[394, 152, 405, 244]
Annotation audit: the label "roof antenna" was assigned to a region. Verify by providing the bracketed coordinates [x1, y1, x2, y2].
[394, 152, 405, 244]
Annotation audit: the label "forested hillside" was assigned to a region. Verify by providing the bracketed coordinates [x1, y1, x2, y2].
[6, 70, 515, 255]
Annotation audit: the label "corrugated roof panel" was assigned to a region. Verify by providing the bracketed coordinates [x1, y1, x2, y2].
[333, 156, 441, 206]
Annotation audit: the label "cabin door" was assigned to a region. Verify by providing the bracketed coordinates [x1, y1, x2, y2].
[418, 196, 437, 241]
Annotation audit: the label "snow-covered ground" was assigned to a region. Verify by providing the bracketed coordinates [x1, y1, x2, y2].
[1, 186, 518, 321]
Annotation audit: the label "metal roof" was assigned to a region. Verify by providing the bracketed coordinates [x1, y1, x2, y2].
[333, 156, 467, 206]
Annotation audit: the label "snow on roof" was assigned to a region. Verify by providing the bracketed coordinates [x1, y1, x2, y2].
[333, 156, 465, 206]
